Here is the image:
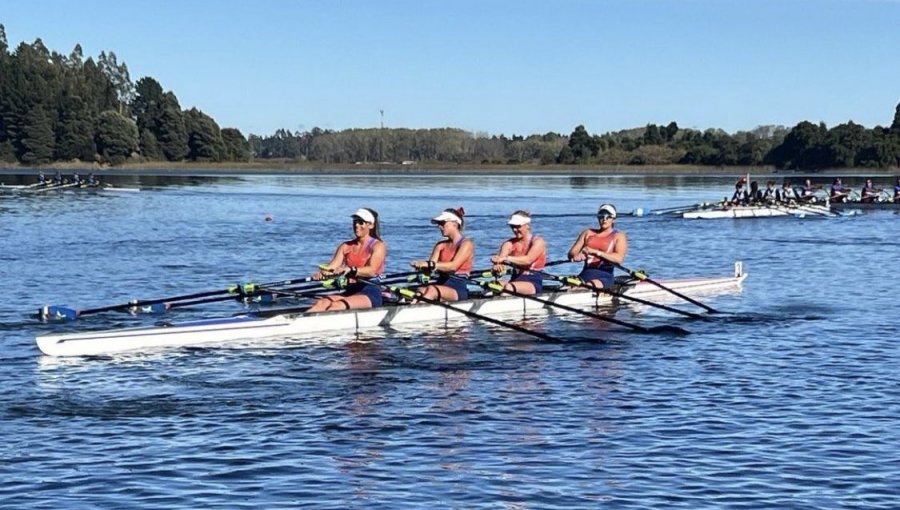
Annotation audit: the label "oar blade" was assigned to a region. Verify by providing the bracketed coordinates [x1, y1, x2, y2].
[647, 324, 691, 336]
[39, 305, 79, 321]
[143, 303, 172, 314]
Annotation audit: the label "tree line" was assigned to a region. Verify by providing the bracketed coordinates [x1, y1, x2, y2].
[250, 106, 900, 170]
[0, 25, 249, 166]
[1, 25, 898, 170]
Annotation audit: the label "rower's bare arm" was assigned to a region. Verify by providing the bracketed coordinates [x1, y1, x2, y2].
[410, 243, 442, 270]
[491, 241, 513, 270]
[314, 244, 348, 279]
[568, 230, 589, 261]
[491, 241, 511, 263]
[438, 239, 474, 273]
[608, 233, 629, 265]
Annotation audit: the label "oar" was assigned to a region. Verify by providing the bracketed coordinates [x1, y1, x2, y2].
[148, 285, 347, 313]
[528, 269, 707, 320]
[473, 277, 689, 335]
[30, 182, 79, 194]
[611, 263, 720, 314]
[38, 270, 419, 321]
[39, 285, 251, 320]
[132, 272, 423, 316]
[364, 279, 563, 342]
[648, 203, 707, 215]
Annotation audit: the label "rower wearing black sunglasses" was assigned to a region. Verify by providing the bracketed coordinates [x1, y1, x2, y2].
[409, 207, 475, 302]
[567, 204, 628, 289]
[309, 207, 387, 312]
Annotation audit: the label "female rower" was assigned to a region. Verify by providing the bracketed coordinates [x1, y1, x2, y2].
[776, 180, 797, 203]
[730, 182, 749, 205]
[409, 207, 474, 302]
[567, 204, 628, 289]
[894, 178, 900, 202]
[830, 178, 849, 203]
[490, 210, 547, 295]
[308, 208, 387, 312]
[800, 178, 820, 202]
[761, 181, 778, 203]
[860, 179, 880, 203]
[748, 181, 762, 204]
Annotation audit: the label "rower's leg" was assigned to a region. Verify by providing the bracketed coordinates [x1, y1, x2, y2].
[585, 279, 606, 290]
[338, 294, 373, 310]
[505, 281, 537, 295]
[307, 295, 342, 313]
[414, 285, 459, 303]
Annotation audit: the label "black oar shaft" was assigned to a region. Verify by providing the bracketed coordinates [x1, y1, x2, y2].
[75, 288, 235, 316]
[370, 280, 560, 342]
[614, 263, 719, 314]
[478, 280, 657, 334]
[535, 270, 705, 320]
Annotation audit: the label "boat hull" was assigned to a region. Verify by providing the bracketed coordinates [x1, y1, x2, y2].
[36, 265, 747, 357]
[0, 184, 140, 194]
[683, 204, 833, 219]
[831, 201, 900, 211]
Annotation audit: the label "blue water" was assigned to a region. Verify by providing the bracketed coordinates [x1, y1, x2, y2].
[1, 173, 898, 508]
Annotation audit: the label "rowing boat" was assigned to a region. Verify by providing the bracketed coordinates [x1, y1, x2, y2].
[682, 203, 834, 219]
[830, 201, 900, 211]
[35, 262, 748, 357]
[0, 184, 140, 194]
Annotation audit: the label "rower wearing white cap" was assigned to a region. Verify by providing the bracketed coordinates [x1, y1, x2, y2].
[490, 210, 547, 295]
[409, 207, 475, 302]
[308, 207, 387, 312]
[567, 204, 628, 289]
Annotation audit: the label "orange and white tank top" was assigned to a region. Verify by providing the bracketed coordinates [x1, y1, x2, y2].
[584, 229, 618, 271]
[510, 235, 546, 274]
[438, 236, 473, 275]
[343, 237, 385, 276]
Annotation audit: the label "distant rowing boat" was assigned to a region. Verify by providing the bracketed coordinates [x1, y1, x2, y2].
[0, 183, 140, 194]
[35, 262, 747, 356]
[682, 203, 835, 219]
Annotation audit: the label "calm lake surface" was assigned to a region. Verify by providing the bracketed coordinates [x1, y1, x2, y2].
[1, 173, 898, 508]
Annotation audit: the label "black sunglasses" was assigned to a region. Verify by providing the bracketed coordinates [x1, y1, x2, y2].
[597, 214, 613, 221]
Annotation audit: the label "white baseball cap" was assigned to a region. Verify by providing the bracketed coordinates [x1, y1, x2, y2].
[431, 210, 462, 224]
[507, 212, 532, 226]
[597, 204, 617, 218]
[351, 208, 376, 224]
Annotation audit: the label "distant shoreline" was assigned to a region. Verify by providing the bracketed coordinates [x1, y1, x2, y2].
[0, 161, 896, 178]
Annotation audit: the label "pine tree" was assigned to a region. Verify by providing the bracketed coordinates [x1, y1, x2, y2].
[19, 107, 55, 164]
[95, 109, 137, 165]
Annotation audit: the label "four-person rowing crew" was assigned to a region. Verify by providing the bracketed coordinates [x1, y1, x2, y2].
[305, 203, 629, 312]
[36, 171, 103, 188]
[731, 178, 822, 206]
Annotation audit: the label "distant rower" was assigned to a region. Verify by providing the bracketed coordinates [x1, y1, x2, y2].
[800, 178, 820, 202]
[761, 181, 777, 204]
[830, 178, 849, 203]
[730, 182, 749, 205]
[776, 181, 797, 203]
[860, 179, 880, 203]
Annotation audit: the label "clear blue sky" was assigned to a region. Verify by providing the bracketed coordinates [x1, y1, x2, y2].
[3, 0, 899, 137]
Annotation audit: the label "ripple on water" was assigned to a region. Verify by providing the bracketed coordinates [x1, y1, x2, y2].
[2, 175, 899, 508]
